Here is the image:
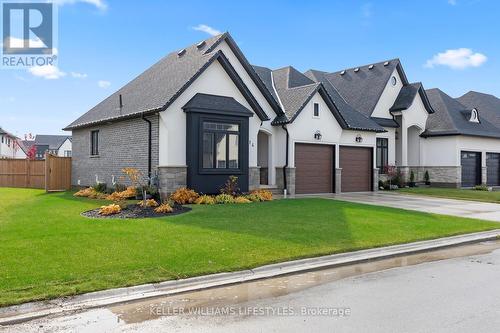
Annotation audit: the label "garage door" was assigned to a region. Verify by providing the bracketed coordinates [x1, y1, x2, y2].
[340, 146, 372, 192]
[461, 151, 481, 187]
[487, 153, 500, 186]
[295, 143, 334, 194]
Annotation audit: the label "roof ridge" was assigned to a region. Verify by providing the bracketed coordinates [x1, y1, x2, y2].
[329, 58, 400, 74]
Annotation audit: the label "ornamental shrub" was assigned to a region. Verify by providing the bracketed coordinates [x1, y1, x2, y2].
[138, 199, 159, 207]
[234, 196, 252, 204]
[194, 195, 216, 205]
[170, 187, 199, 204]
[249, 189, 273, 201]
[99, 204, 121, 216]
[214, 193, 234, 204]
[154, 203, 174, 213]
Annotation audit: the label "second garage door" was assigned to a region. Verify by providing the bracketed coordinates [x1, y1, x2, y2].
[461, 151, 481, 187]
[295, 143, 334, 194]
[487, 153, 500, 186]
[340, 146, 372, 192]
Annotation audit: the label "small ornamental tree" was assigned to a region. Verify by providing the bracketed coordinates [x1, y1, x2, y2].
[26, 145, 37, 160]
[384, 165, 397, 189]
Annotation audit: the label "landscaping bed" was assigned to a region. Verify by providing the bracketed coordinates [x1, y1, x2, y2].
[81, 204, 191, 219]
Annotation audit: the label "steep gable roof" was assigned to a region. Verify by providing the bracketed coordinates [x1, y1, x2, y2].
[457, 91, 500, 128]
[304, 69, 387, 131]
[390, 82, 435, 114]
[65, 33, 282, 130]
[317, 59, 409, 117]
[423, 88, 500, 139]
[35, 135, 72, 150]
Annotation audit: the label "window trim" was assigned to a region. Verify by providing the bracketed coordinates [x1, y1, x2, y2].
[376, 137, 389, 173]
[313, 103, 320, 118]
[199, 118, 243, 175]
[90, 130, 99, 156]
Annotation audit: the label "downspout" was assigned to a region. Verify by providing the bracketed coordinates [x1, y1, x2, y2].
[142, 113, 152, 185]
[281, 125, 289, 196]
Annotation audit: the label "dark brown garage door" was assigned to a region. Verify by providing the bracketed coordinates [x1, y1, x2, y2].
[340, 146, 372, 192]
[295, 143, 334, 194]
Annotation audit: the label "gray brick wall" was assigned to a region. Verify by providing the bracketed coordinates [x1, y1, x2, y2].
[71, 115, 159, 187]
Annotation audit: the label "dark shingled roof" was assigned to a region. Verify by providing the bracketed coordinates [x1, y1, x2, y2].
[65, 34, 225, 130]
[65, 33, 283, 130]
[34, 135, 71, 150]
[371, 117, 399, 128]
[390, 83, 420, 112]
[316, 59, 408, 117]
[457, 91, 500, 128]
[423, 89, 500, 139]
[182, 93, 253, 116]
[304, 69, 386, 131]
[251, 65, 279, 103]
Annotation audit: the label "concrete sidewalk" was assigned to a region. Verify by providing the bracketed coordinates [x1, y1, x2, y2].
[1, 229, 499, 326]
[303, 192, 500, 222]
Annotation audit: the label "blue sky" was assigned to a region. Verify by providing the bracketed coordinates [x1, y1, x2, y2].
[1, 0, 499, 137]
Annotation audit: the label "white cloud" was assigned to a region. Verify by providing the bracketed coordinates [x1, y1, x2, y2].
[448, 0, 457, 5]
[52, 0, 107, 11]
[192, 24, 222, 36]
[28, 65, 66, 79]
[70, 72, 88, 79]
[97, 80, 111, 88]
[425, 48, 487, 70]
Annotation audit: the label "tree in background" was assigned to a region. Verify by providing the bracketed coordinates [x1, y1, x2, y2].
[26, 145, 37, 160]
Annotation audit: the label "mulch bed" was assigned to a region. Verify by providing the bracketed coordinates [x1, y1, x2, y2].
[81, 204, 191, 219]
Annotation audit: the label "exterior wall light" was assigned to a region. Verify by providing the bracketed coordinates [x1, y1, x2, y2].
[355, 135, 363, 143]
[314, 130, 322, 140]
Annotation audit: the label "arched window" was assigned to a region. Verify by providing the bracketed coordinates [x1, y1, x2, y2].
[469, 108, 480, 123]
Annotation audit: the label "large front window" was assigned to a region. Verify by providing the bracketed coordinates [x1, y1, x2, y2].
[202, 121, 239, 169]
[376, 138, 388, 173]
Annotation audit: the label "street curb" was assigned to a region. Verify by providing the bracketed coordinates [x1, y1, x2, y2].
[1, 229, 499, 325]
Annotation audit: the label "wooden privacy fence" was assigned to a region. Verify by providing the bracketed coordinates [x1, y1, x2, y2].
[0, 154, 71, 191]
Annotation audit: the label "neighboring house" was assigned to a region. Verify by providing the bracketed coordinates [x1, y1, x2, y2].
[0, 127, 26, 159]
[27, 135, 72, 159]
[65, 32, 500, 194]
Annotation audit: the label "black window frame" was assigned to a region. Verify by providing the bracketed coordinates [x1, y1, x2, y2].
[376, 138, 389, 173]
[313, 103, 320, 117]
[199, 119, 242, 174]
[90, 130, 99, 156]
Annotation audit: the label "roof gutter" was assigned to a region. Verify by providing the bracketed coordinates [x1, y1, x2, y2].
[141, 113, 152, 185]
[281, 125, 289, 195]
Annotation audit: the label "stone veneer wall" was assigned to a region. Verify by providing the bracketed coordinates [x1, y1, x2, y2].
[158, 166, 187, 197]
[71, 115, 159, 187]
[335, 168, 342, 193]
[249, 166, 260, 191]
[408, 166, 461, 188]
[275, 167, 296, 196]
[372, 168, 379, 191]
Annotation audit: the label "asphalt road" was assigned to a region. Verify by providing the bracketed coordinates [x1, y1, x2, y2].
[3, 241, 500, 333]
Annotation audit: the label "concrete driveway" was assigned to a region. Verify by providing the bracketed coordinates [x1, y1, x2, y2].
[299, 192, 500, 222]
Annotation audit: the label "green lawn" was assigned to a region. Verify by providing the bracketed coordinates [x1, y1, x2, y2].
[398, 187, 500, 203]
[0, 188, 498, 307]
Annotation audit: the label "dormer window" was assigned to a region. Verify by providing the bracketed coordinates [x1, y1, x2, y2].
[469, 108, 480, 123]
